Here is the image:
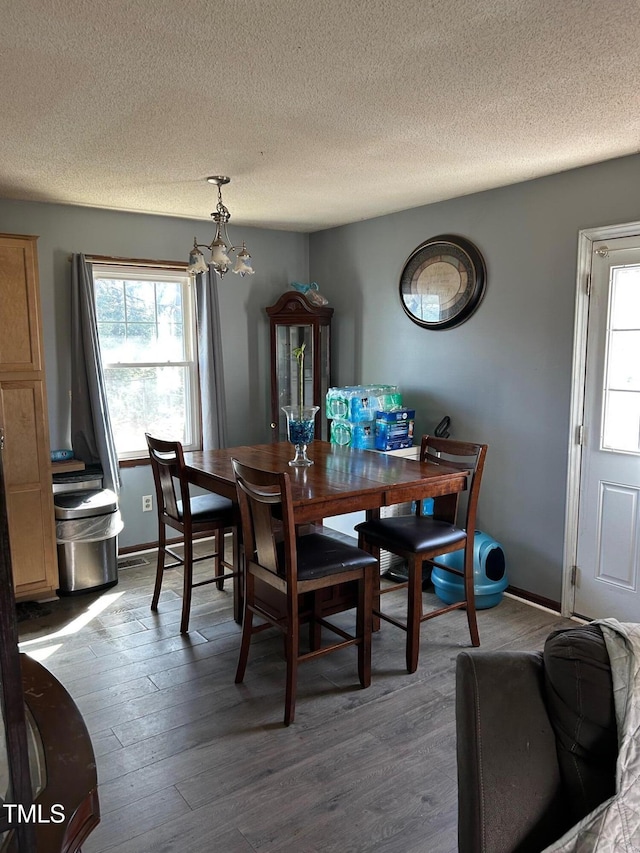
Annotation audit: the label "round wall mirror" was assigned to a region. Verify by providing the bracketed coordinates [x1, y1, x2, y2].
[399, 234, 486, 330]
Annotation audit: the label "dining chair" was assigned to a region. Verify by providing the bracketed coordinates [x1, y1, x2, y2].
[355, 435, 488, 673]
[146, 433, 239, 634]
[231, 458, 377, 725]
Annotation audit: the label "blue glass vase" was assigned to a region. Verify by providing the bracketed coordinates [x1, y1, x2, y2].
[282, 405, 320, 466]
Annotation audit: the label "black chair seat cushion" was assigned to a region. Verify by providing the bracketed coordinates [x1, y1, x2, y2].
[176, 493, 235, 524]
[355, 516, 466, 554]
[543, 623, 617, 825]
[276, 533, 377, 581]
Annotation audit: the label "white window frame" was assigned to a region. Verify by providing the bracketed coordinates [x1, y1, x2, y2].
[92, 262, 201, 460]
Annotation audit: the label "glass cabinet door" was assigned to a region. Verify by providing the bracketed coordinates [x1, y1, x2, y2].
[267, 292, 333, 443]
[274, 324, 314, 440]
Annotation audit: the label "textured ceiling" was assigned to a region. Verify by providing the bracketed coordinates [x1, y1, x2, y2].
[1, 0, 639, 232]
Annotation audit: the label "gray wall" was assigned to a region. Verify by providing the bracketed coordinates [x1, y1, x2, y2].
[309, 153, 640, 603]
[0, 198, 308, 548]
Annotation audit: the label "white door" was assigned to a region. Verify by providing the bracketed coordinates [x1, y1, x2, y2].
[574, 236, 640, 620]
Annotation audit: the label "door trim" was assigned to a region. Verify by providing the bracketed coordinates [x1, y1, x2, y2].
[563, 220, 640, 616]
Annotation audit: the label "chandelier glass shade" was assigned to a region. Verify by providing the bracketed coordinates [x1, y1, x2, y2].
[187, 176, 255, 278]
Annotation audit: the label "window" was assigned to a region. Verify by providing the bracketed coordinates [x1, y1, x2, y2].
[602, 264, 640, 454]
[92, 264, 200, 459]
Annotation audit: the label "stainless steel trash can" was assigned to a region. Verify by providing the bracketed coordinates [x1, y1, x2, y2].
[54, 488, 122, 595]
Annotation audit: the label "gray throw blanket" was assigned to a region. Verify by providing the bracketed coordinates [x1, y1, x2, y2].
[544, 619, 640, 853]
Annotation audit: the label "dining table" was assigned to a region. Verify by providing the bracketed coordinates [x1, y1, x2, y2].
[183, 440, 469, 623]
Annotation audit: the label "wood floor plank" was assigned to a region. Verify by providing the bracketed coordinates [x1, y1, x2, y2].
[85, 785, 192, 851]
[44, 631, 210, 686]
[50, 630, 242, 698]
[87, 621, 204, 657]
[75, 675, 160, 726]
[83, 806, 257, 853]
[90, 731, 126, 759]
[80, 667, 235, 736]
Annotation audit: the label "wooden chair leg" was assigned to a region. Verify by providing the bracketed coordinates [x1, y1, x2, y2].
[214, 528, 225, 590]
[151, 523, 166, 611]
[180, 536, 194, 635]
[463, 543, 480, 647]
[233, 532, 243, 625]
[357, 568, 373, 688]
[284, 599, 299, 726]
[235, 578, 254, 684]
[406, 554, 423, 674]
[372, 544, 382, 633]
[308, 591, 322, 651]
[359, 536, 381, 632]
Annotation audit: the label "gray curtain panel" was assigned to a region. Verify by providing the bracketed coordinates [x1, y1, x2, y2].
[70, 254, 121, 494]
[195, 269, 228, 450]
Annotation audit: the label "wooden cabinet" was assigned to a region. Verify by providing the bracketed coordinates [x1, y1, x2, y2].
[266, 291, 333, 441]
[0, 234, 58, 599]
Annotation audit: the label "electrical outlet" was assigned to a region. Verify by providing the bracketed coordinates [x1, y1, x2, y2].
[142, 494, 153, 512]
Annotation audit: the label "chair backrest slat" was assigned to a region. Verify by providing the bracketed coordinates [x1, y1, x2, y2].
[232, 459, 298, 583]
[145, 433, 190, 523]
[420, 435, 488, 530]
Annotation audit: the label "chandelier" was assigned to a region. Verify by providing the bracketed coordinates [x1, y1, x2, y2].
[186, 176, 255, 278]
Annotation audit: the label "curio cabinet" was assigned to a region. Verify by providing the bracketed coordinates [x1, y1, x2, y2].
[266, 292, 333, 441]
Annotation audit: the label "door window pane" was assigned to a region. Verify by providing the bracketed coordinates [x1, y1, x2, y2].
[607, 330, 640, 391]
[602, 390, 640, 453]
[611, 267, 640, 330]
[602, 265, 640, 453]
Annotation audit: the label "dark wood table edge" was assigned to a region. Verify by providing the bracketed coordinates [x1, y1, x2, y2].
[17, 653, 100, 853]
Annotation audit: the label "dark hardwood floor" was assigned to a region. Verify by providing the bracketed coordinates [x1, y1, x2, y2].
[18, 545, 575, 853]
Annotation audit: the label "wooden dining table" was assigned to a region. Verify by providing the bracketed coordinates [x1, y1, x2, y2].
[183, 440, 469, 622]
[184, 440, 468, 523]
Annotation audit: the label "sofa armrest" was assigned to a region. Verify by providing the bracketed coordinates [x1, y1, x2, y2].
[456, 650, 566, 853]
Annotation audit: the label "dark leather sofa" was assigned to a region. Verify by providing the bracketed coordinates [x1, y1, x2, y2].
[456, 623, 617, 852]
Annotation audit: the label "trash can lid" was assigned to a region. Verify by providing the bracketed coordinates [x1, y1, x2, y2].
[52, 475, 104, 495]
[54, 488, 118, 520]
[52, 470, 103, 485]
